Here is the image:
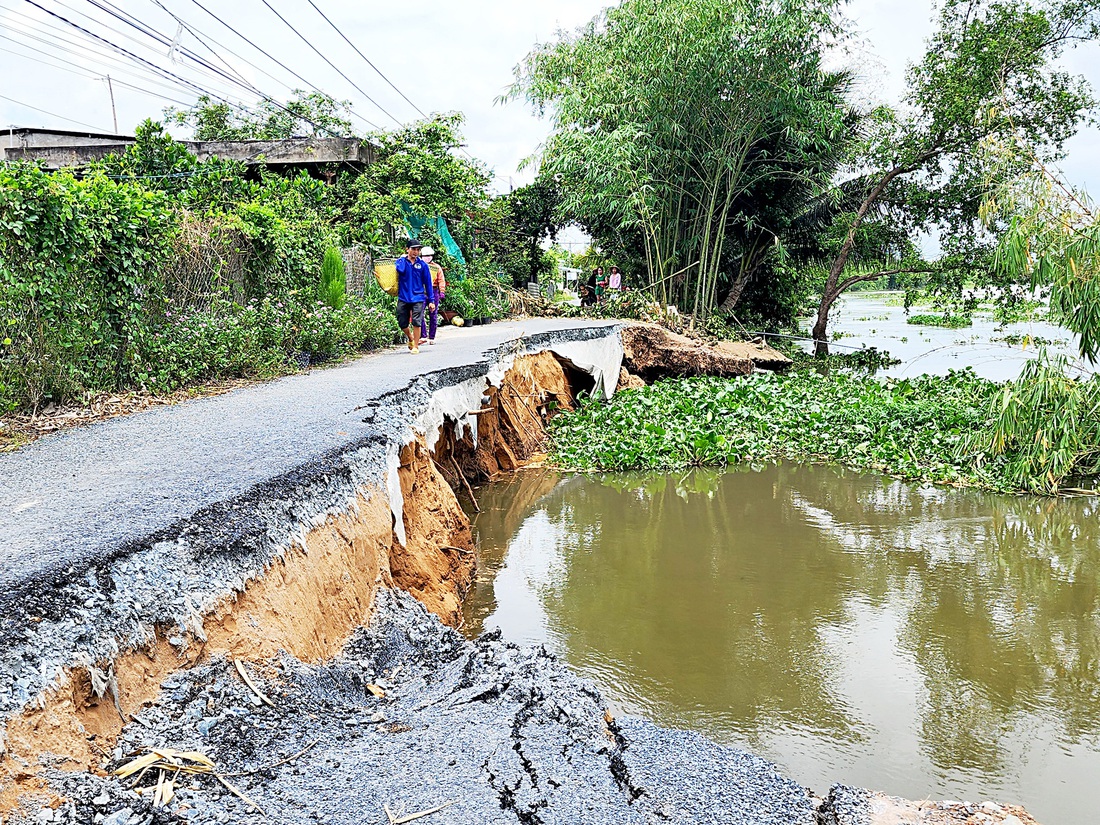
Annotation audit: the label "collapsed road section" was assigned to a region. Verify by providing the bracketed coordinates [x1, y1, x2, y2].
[0, 318, 1032, 824]
[0, 319, 620, 805]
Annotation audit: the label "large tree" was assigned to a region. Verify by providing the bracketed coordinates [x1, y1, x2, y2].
[510, 0, 850, 317]
[810, 0, 1099, 353]
[167, 91, 355, 141]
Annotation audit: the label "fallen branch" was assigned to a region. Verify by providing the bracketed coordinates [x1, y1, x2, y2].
[214, 771, 265, 815]
[440, 545, 474, 556]
[450, 455, 480, 513]
[233, 660, 275, 708]
[220, 739, 320, 777]
[385, 800, 457, 824]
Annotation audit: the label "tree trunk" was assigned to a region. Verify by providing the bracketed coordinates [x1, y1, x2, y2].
[717, 241, 767, 316]
[812, 148, 941, 356]
[813, 165, 907, 356]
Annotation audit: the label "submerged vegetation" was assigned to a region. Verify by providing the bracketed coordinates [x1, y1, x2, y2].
[550, 368, 1100, 495]
[906, 313, 973, 328]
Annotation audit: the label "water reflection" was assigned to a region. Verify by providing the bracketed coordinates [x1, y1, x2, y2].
[463, 465, 1100, 825]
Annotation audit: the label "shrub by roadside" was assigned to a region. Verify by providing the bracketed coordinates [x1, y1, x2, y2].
[135, 295, 398, 393]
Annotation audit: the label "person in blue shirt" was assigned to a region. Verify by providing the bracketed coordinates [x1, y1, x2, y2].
[394, 239, 436, 354]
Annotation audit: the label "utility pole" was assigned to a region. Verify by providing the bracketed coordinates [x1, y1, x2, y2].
[106, 75, 118, 133]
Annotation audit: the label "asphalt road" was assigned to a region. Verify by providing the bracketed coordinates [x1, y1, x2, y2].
[0, 319, 617, 591]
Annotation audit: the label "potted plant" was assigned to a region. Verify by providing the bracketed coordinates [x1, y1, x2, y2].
[446, 279, 473, 326]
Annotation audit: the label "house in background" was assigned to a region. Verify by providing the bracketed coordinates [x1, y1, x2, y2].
[1, 126, 373, 178]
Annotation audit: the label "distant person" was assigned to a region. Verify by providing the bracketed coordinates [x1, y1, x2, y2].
[394, 240, 434, 354]
[419, 246, 446, 345]
[608, 266, 622, 291]
[589, 266, 606, 304]
[579, 282, 596, 306]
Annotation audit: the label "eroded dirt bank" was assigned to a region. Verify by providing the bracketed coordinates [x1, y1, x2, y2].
[2, 326, 1040, 825]
[0, 336, 616, 820]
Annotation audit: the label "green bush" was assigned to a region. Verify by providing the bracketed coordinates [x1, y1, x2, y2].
[135, 295, 398, 392]
[0, 164, 172, 411]
[320, 247, 347, 310]
[0, 159, 394, 413]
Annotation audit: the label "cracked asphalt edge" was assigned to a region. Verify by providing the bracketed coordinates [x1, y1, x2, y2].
[0, 324, 620, 723]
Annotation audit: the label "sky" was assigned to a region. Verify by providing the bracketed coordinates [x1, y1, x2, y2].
[1, 0, 1098, 203]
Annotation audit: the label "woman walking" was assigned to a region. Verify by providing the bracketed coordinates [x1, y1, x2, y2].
[419, 246, 447, 344]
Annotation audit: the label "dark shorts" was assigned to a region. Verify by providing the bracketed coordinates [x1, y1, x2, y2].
[396, 300, 425, 330]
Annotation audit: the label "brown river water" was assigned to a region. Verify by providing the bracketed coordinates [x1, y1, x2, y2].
[462, 465, 1100, 825]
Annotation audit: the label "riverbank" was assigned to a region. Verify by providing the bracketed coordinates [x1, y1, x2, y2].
[0, 320, 1043, 824]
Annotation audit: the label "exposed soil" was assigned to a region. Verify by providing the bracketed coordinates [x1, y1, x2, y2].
[0, 477, 474, 813]
[620, 321, 777, 382]
[0, 349, 579, 820]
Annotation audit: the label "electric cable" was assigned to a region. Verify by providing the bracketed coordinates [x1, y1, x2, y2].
[0, 27, 220, 106]
[4, 1, 381, 178]
[0, 7, 219, 94]
[0, 42, 194, 107]
[9, 0, 254, 104]
[303, 0, 426, 119]
[20, 0, 256, 111]
[145, 0, 289, 92]
[256, 0, 401, 126]
[18, 0, 369, 146]
[73, 0, 268, 97]
[67, 0, 320, 117]
[0, 91, 108, 130]
[300, 2, 483, 166]
[143, 0, 380, 132]
[184, 0, 381, 130]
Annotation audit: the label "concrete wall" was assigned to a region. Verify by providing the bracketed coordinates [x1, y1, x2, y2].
[0, 128, 373, 171]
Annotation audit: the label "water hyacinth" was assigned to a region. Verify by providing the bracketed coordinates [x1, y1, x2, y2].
[548, 369, 1089, 495]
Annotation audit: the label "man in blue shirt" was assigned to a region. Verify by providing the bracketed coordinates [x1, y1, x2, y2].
[394, 239, 436, 354]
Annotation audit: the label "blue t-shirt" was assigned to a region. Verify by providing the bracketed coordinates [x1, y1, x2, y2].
[395, 256, 434, 304]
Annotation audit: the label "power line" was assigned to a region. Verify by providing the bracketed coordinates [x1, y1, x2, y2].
[0, 28, 212, 107]
[184, 0, 381, 131]
[0, 9, 229, 99]
[75, 0, 267, 98]
[21, 0, 256, 112]
[0, 42, 194, 107]
[303, 0, 426, 119]
[63, 0, 297, 110]
[10, 0, 255, 105]
[145, 0, 289, 93]
[145, 0, 379, 133]
[18, 0, 368, 148]
[0, 91, 108, 131]
[256, 0, 401, 127]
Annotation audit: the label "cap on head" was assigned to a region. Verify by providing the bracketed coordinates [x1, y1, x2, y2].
[421, 246, 435, 257]
[406, 239, 423, 249]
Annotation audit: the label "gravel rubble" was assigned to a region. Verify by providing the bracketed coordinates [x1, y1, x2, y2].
[22, 591, 830, 825]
